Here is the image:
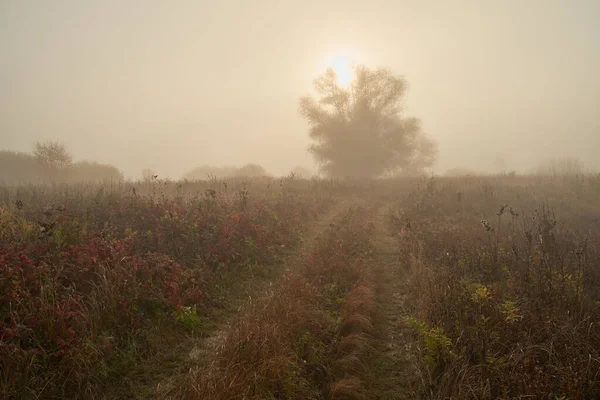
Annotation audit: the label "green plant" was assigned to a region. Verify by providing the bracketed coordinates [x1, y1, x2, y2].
[500, 300, 523, 323]
[175, 306, 202, 331]
[408, 317, 452, 369]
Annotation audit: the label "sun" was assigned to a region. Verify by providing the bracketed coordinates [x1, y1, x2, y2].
[324, 53, 357, 88]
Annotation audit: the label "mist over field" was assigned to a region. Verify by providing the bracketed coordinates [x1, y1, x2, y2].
[2, 2, 600, 400]
[1, 0, 599, 179]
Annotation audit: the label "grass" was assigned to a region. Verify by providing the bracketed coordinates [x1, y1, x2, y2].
[187, 206, 377, 399]
[391, 174, 600, 399]
[0, 178, 335, 399]
[2, 174, 600, 399]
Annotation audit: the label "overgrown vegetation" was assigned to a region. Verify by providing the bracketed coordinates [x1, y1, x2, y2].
[0, 178, 333, 398]
[392, 175, 600, 399]
[2, 174, 600, 399]
[187, 205, 378, 399]
[0, 142, 123, 185]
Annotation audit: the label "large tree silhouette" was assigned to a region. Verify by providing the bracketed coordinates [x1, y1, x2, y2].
[299, 65, 437, 178]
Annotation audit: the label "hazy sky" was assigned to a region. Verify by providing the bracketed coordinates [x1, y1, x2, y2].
[1, 0, 599, 178]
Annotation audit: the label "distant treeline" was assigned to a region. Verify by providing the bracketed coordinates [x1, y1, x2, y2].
[445, 157, 591, 177]
[182, 164, 317, 181]
[0, 149, 123, 185]
[182, 164, 270, 180]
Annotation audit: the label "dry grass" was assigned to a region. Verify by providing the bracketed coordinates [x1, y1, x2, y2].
[391, 174, 600, 399]
[329, 376, 367, 400]
[5, 174, 598, 398]
[336, 333, 369, 357]
[0, 178, 337, 399]
[328, 263, 378, 397]
[187, 272, 326, 400]
[187, 206, 377, 399]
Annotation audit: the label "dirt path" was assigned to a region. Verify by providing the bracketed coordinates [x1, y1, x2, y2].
[123, 197, 362, 399]
[105, 198, 418, 399]
[367, 203, 422, 399]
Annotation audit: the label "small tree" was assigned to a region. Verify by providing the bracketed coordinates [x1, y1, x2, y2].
[33, 141, 72, 181]
[33, 141, 72, 170]
[299, 65, 437, 178]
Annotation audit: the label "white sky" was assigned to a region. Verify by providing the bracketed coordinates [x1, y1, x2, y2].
[1, 0, 599, 178]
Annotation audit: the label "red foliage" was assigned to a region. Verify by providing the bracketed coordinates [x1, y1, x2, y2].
[0, 191, 329, 396]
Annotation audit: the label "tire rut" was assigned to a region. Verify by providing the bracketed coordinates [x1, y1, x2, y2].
[147, 198, 362, 399]
[368, 203, 421, 399]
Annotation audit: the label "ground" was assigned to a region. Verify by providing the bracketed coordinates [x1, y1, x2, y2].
[2, 176, 599, 399]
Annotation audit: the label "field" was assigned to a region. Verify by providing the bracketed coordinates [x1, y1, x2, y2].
[1, 175, 599, 399]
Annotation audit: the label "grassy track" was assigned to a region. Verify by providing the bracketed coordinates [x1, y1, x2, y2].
[115, 199, 362, 399]
[4, 175, 600, 399]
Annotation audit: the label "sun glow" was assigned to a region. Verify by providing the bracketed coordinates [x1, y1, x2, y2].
[323, 52, 358, 88]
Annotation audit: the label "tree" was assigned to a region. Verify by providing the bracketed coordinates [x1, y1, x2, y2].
[66, 161, 124, 182]
[0, 150, 38, 184]
[32, 141, 72, 182]
[299, 65, 437, 178]
[33, 141, 72, 170]
[234, 164, 269, 177]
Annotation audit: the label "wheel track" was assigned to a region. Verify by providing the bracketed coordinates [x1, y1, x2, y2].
[368, 202, 422, 399]
[140, 197, 362, 399]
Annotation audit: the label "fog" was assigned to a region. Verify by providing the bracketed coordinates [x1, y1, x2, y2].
[1, 0, 599, 179]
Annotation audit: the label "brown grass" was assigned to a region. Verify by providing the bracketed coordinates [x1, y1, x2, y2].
[392, 174, 600, 399]
[328, 267, 378, 398]
[187, 206, 377, 399]
[329, 376, 367, 400]
[336, 333, 369, 357]
[188, 273, 326, 400]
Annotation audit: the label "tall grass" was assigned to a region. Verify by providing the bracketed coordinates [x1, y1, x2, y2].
[392, 175, 600, 398]
[188, 206, 377, 399]
[0, 178, 334, 398]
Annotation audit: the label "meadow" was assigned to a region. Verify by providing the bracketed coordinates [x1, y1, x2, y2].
[390, 175, 600, 399]
[1, 175, 599, 399]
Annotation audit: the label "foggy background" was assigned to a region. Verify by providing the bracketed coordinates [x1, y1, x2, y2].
[1, 0, 599, 179]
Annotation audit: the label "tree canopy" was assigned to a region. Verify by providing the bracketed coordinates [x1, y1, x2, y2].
[33, 141, 72, 170]
[0, 143, 123, 184]
[299, 65, 437, 178]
